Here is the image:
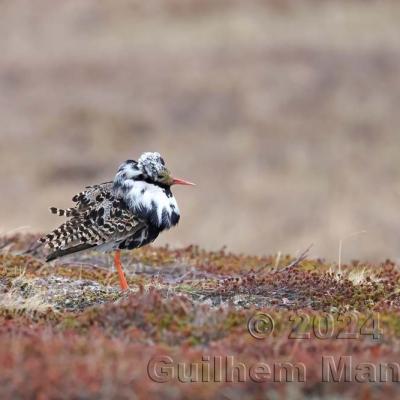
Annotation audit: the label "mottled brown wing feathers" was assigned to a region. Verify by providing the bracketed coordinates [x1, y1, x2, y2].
[39, 182, 144, 261]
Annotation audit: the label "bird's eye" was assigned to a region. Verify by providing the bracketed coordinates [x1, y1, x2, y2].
[157, 172, 165, 180]
[158, 169, 171, 183]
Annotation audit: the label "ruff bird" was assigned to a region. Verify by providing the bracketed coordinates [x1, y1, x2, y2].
[39, 152, 195, 290]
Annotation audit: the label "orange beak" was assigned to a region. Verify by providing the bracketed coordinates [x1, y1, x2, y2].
[172, 177, 196, 186]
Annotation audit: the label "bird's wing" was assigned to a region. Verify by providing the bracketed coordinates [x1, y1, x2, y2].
[39, 182, 146, 261]
[48, 181, 114, 217]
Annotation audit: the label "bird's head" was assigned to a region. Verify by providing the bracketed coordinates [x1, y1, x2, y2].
[137, 152, 195, 187]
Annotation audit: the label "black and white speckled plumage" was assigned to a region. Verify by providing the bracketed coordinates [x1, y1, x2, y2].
[39, 152, 183, 261]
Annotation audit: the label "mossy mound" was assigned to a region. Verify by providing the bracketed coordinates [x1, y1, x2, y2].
[1, 234, 400, 399]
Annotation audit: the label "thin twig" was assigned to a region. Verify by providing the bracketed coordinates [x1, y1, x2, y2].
[275, 243, 313, 273]
[0, 238, 14, 252]
[20, 240, 42, 256]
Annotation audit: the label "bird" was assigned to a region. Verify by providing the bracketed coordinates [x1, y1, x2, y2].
[38, 152, 195, 290]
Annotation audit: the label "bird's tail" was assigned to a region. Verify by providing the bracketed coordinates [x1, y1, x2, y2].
[45, 243, 97, 262]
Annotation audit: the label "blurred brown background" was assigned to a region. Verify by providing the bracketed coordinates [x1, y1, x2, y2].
[1, 0, 400, 261]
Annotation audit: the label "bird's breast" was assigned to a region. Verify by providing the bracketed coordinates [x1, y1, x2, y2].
[119, 181, 180, 231]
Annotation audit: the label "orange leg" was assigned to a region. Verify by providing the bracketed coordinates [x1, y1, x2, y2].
[114, 250, 129, 290]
